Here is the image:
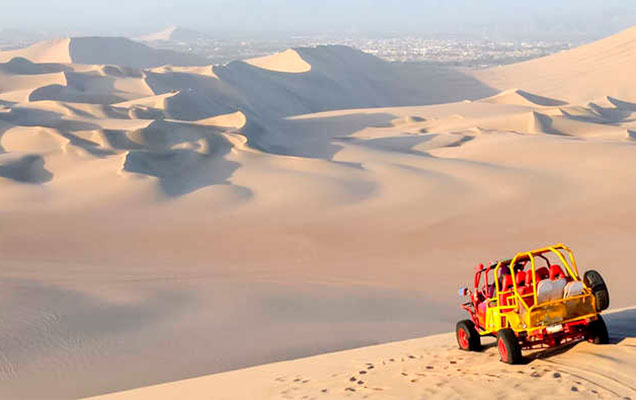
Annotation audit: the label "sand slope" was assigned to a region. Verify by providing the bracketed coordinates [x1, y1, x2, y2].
[474, 25, 636, 103]
[87, 307, 636, 400]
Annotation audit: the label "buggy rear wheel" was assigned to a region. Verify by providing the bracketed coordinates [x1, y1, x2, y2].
[587, 315, 609, 344]
[497, 329, 523, 364]
[584, 270, 610, 311]
[456, 320, 481, 351]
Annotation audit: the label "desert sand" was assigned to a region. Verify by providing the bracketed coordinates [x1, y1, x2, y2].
[87, 307, 636, 400]
[1, 24, 636, 399]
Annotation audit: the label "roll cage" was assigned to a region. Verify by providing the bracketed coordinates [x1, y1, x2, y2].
[467, 243, 597, 336]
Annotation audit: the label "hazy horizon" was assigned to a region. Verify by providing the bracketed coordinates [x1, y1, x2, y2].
[1, 0, 635, 40]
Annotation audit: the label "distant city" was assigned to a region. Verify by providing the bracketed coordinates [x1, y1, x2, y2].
[0, 30, 581, 69]
[147, 35, 580, 69]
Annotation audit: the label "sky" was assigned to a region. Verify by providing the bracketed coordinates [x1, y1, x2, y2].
[1, 0, 635, 39]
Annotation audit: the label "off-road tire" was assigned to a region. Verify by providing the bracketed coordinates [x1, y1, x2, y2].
[497, 328, 523, 364]
[456, 320, 481, 351]
[587, 315, 609, 344]
[584, 270, 610, 311]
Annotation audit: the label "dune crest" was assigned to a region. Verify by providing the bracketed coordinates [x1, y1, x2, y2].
[480, 89, 568, 107]
[245, 49, 312, 73]
[197, 111, 246, 129]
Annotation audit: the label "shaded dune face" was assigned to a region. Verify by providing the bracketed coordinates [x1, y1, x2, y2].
[0, 57, 72, 75]
[0, 154, 53, 183]
[123, 148, 240, 197]
[67, 37, 210, 68]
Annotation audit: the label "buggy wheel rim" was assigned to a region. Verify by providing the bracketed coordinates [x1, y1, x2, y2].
[458, 328, 469, 349]
[498, 338, 508, 362]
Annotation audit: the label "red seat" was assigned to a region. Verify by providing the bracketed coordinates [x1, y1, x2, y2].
[514, 270, 533, 306]
[535, 266, 550, 281]
[502, 274, 514, 290]
[515, 270, 526, 287]
[499, 274, 515, 307]
[549, 265, 566, 280]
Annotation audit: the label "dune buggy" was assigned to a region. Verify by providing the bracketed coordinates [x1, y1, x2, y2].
[456, 243, 610, 364]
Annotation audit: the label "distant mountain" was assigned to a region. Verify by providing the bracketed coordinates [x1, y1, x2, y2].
[135, 26, 211, 42]
[0, 36, 210, 68]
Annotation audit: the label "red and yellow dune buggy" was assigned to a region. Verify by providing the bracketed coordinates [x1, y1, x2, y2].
[456, 243, 610, 364]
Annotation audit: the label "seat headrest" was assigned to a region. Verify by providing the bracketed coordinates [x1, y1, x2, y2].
[550, 265, 566, 280]
[516, 270, 526, 286]
[502, 274, 514, 290]
[535, 266, 550, 281]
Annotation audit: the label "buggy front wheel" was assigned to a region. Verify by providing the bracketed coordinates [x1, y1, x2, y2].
[456, 320, 481, 351]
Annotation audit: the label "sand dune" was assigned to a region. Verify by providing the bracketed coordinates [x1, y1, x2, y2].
[135, 26, 210, 43]
[0, 37, 209, 68]
[0, 38, 72, 64]
[0, 152, 53, 183]
[2, 25, 636, 399]
[474, 25, 636, 103]
[480, 89, 568, 107]
[245, 49, 312, 73]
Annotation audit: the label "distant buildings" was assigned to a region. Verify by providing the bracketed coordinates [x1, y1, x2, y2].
[144, 35, 578, 69]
